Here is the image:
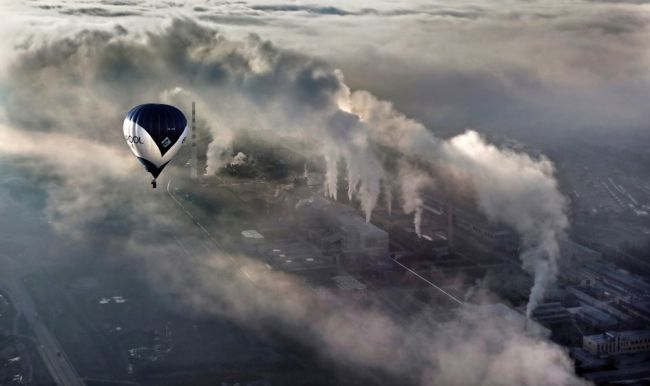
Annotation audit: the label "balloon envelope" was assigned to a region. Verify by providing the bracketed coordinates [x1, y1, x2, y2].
[123, 103, 188, 179]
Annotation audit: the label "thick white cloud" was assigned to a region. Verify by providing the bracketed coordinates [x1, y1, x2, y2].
[4, 0, 648, 140]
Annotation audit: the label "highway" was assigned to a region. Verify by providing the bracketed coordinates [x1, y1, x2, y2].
[0, 255, 85, 386]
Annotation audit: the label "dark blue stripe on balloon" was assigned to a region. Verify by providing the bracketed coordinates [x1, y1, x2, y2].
[137, 157, 169, 179]
[126, 103, 187, 157]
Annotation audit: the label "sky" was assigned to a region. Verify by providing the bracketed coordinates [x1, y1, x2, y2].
[2, 0, 649, 142]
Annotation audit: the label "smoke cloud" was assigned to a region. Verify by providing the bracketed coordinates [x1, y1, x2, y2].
[0, 18, 576, 384]
[338, 87, 568, 314]
[128, 225, 587, 386]
[440, 132, 568, 315]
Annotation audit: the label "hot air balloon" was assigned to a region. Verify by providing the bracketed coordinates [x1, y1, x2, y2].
[123, 103, 188, 188]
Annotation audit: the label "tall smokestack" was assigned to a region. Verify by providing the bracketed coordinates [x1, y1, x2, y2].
[191, 101, 198, 179]
[447, 202, 454, 249]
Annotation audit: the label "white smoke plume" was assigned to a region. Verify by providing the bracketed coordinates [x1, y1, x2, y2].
[324, 148, 340, 200]
[339, 87, 568, 314]
[399, 167, 432, 238]
[230, 151, 248, 166]
[440, 132, 568, 316]
[384, 182, 393, 215]
[346, 150, 383, 222]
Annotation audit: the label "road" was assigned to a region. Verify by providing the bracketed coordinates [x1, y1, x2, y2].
[166, 180, 248, 272]
[0, 256, 85, 386]
[167, 181, 229, 252]
[389, 257, 464, 306]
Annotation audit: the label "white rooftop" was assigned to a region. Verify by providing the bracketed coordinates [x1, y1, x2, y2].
[241, 229, 264, 239]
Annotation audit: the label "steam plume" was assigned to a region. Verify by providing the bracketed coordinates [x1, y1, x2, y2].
[339, 88, 568, 313]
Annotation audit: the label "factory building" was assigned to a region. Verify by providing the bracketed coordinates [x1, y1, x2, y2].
[451, 207, 518, 252]
[557, 239, 601, 278]
[583, 330, 650, 357]
[616, 300, 650, 324]
[241, 227, 336, 272]
[420, 194, 518, 251]
[568, 287, 632, 322]
[571, 305, 619, 330]
[531, 302, 573, 327]
[241, 229, 265, 244]
[559, 259, 650, 328]
[295, 196, 389, 266]
[389, 227, 449, 258]
[579, 261, 650, 299]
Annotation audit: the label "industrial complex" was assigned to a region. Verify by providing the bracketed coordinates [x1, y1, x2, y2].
[1, 118, 650, 386]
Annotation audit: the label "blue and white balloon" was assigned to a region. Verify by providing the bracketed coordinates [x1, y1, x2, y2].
[123, 103, 188, 187]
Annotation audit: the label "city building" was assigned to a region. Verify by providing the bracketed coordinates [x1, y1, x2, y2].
[568, 287, 631, 322]
[451, 207, 518, 252]
[569, 347, 609, 371]
[583, 330, 650, 357]
[557, 239, 601, 278]
[295, 196, 389, 266]
[531, 302, 573, 327]
[241, 229, 265, 244]
[239, 224, 337, 272]
[261, 234, 335, 272]
[583, 367, 650, 385]
[579, 261, 650, 299]
[571, 305, 619, 330]
[616, 300, 650, 324]
[390, 227, 449, 258]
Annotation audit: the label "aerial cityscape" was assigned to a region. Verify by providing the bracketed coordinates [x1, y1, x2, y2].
[0, 1, 649, 385]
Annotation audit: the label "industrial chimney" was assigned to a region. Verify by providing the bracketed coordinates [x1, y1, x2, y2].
[447, 202, 454, 249]
[191, 101, 198, 179]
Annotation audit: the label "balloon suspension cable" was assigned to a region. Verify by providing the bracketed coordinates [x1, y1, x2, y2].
[151, 178, 157, 189]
